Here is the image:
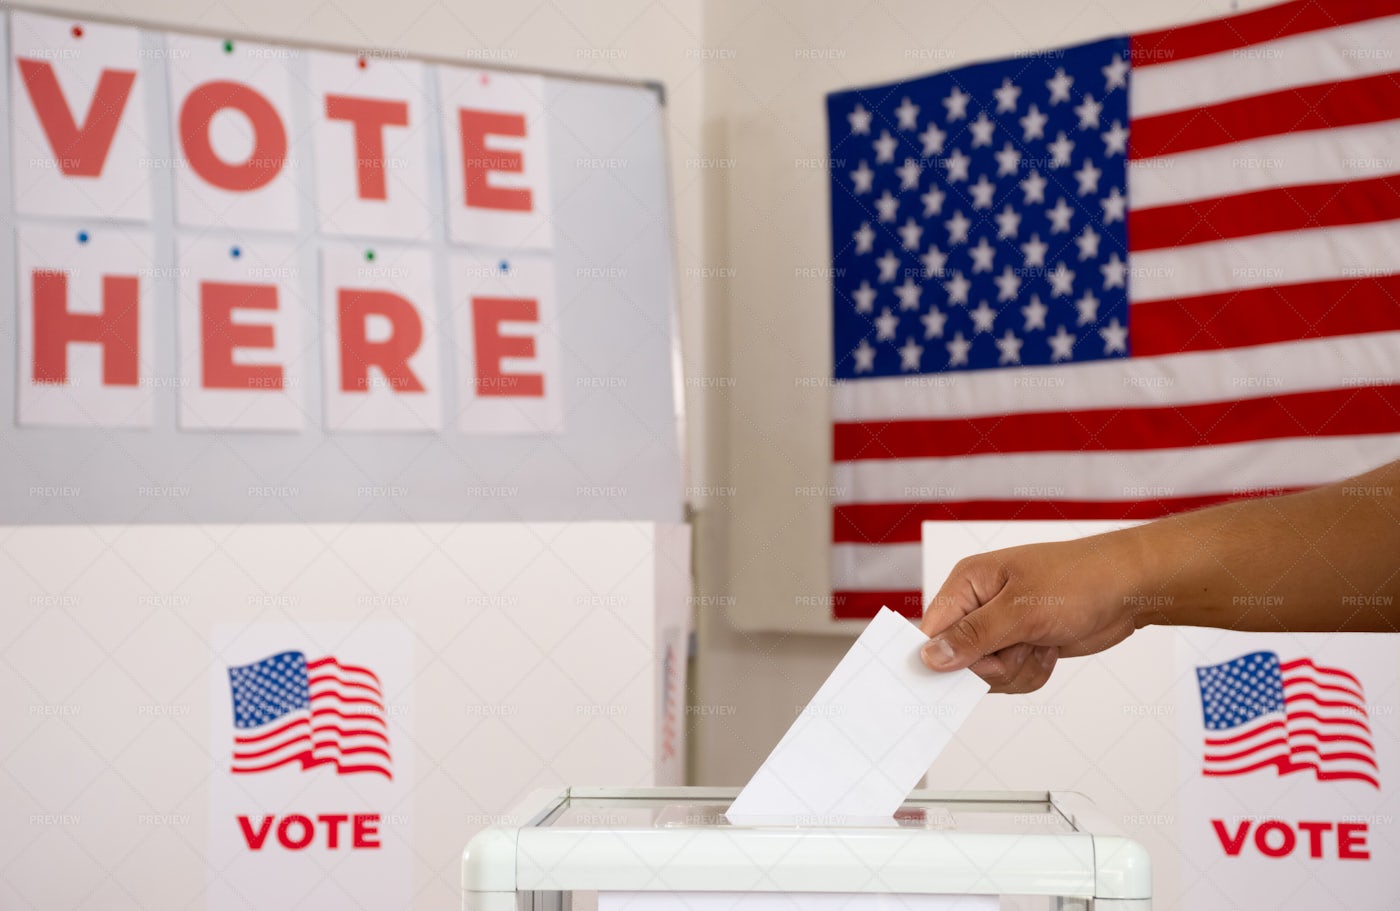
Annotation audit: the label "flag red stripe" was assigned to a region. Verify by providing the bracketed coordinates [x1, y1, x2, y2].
[834, 491, 1294, 544]
[232, 715, 308, 744]
[231, 752, 309, 774]
[1285, 730, 1376, 750]
[1205, 718, 1285, 746]
[309, 674, 382, 694]
[1130, 73, 1400, 159]
[1282, 657, 1365, 688]
[1131, 0, 1400, 68]
[831, 590, 923, 620]
[1205, 757, 1380, 788]
[1287, 692, 1374, 715]
[833, 385, 1400, 463]
[307, 657, 382, 685]
[306, 723, 389, 744]
[311, 706, 387, 727]
[311, 742, 392, 761]
[302, 756, 393, 780]
[309, 694, 383, 709]
[1130, 175, 1400, 251]
[1129, 273, 1400, 355]
[1206, 727, 1375, 752]
[1204, 735, 1287, 763]
[310, 682, 384, 702]
[233, 738, 310, 761]
[1284, 708, 1372, 733]
[1203, 756, 1288, 776]
[1282, 744, 1379, 768]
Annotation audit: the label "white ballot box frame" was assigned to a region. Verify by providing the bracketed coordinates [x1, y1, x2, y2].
[461, 787, 1151, 911]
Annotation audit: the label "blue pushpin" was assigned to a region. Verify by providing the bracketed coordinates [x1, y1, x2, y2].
[499, 259, 510, 273]
[76, 230, 89, 244]
[230, 245, 242, 258]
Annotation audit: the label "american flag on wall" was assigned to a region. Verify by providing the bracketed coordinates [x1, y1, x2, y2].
[228, 650, 393, 780]
[827, 0, 1400, 620]
[1197, 651, 1378, 788]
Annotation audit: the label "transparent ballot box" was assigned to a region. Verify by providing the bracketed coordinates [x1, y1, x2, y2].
[461, 787, 1150, 911]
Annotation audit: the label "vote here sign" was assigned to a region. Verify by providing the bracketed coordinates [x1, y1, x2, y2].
[7, 10, 562, 435]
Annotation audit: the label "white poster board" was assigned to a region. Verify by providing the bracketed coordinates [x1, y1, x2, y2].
[921, 520, 1400, 910]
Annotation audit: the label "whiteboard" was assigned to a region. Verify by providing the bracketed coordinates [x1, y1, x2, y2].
[0, 11, 685, 524]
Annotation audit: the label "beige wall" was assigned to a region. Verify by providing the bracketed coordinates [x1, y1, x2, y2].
[686, 0, 1276, 784]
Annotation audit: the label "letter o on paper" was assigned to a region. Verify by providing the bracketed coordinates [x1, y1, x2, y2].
[179, 80, 287, 191]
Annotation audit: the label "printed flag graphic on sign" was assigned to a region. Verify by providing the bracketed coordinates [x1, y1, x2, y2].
[1196, 651, 1378, 789]
[228, 651, 392, 780]
[827, 0, 1400, 620]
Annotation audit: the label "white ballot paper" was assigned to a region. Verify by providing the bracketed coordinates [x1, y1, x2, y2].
[598, 609, 995, 911]
[727, 605, 989, 824]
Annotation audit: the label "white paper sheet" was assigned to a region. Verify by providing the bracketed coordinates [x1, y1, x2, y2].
[308, 50, 432, 241]
[16, 224, 156, 428]
[177, 236, 306, 431]
[9, 12, 152, 221]
[166, 33, 299, 231]
[320, 242, 443, 432]
[438, 67, 552, 251]
[727, 606, 988, 824]
[451, 251, 563, 435]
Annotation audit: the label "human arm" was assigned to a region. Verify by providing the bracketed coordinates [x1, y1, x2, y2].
[918, 458, 1400, 693]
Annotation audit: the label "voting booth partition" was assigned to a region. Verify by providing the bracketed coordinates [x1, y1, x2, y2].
[922, 522, 1400, 910]
[0, 8, 691, 911]
[3, 523, 690, 910]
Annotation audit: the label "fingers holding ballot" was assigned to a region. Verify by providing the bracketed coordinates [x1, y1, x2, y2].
[917, 529, 1148, 694]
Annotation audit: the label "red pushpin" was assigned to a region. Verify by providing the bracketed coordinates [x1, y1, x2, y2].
[357, 56, 368, 69]
[71, 24, 84, 38]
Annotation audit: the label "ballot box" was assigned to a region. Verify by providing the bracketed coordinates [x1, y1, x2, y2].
[461, 786, 1151, 911]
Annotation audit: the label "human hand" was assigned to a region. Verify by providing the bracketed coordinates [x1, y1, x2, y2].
[918, 529, 1150, 693]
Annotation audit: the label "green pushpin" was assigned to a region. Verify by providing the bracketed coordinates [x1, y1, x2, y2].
[365, 249, 376, 262]
[222, 39, 234, 53]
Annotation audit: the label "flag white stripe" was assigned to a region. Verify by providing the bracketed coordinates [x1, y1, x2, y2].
[831, 433, 1400, 505]
[1285, 728, 1377, 753]
[1132, 16, 1400, 118]
[1204, 723, 1286, 751]
[1132, 220, 1400, 302]
[1129, 120, 1400, 210]
[832, 542, 922, 590]
[232, 736, 310, 767]
[1201, 713, 1289, 772]
[309, 731, 388, 749]
[832, 332, 1400, 421]
[1283, 676, 1367, 701]
[310, 664, 381, 689]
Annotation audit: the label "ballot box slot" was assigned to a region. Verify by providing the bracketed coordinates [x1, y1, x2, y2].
[541, 795, 1074, 835]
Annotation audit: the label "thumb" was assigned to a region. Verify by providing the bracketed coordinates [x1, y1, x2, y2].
[921, 589, 1030, 672]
